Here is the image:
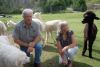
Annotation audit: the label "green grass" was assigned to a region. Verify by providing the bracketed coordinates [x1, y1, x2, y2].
[0, 10, 100, 67]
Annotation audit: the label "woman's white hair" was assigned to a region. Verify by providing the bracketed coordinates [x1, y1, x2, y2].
[22, 9, 33, 16]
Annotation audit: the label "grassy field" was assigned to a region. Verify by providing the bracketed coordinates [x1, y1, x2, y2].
[0, 10, 100, 67]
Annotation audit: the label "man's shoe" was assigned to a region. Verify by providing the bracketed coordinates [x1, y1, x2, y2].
[23, 63, 30, 67]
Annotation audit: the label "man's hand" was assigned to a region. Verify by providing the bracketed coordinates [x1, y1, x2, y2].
[29, 42, 35, 47]
[27, 42, 36, 53]
[27, 47, 33, 53]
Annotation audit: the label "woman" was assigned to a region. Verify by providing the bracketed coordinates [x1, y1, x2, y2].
[56, 22, 78, 67]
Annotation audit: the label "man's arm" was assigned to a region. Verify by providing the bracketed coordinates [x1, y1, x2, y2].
[27, 27, 41, 52]
[34, 35, 41, 44]
[29, 22, 42, 47]
[14, 39, 29, 47]
[28, 35, 41, 47]
[13, 25, 29, 47]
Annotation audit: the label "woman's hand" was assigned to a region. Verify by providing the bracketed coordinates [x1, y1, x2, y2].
[62, 59, 68, 65]
[62, 46, 69, 53]
[61, 55, 68, 65]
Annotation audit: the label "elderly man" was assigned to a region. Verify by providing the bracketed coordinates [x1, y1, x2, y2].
[13, 9, 42, 67]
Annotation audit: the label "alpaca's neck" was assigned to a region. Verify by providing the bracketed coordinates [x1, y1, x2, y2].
[88, 21, 94, 38]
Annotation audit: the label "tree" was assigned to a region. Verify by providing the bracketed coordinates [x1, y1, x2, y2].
[64, 0, 72, 7]
[72, 0, 87, 11]
[0, 0, 23, 14]
[40, 0, 67, 13]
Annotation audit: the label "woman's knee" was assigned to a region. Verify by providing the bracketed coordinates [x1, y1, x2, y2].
[68, 46, 78, 56]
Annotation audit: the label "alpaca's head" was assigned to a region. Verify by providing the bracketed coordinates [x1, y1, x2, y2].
[16, 51, 30, 65]
[33, 12, 41, 20]
[7, 20, 16, 27]
[82, 11, 100, 24]
[0, 36, 11, 45]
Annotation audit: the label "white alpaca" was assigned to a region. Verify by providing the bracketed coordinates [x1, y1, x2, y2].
[0, 21, 7, 35]
[33, 12, 45, 32]
[0, 36, 30, 67]
[45, 20, 67, 45]
[32, 18, 45, 32]
[33, 12, 42, 20]
[32, 12, 68, 45]
[7, 20, 17, 28]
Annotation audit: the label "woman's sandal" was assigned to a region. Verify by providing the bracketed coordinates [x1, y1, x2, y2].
[65, 60, 72, 67]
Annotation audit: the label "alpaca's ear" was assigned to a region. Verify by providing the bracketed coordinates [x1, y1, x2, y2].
[95, 17, 100, 20]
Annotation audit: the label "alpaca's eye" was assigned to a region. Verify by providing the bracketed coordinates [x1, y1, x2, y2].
[85, 14, 87, 17]
[84, 14, 88, 18]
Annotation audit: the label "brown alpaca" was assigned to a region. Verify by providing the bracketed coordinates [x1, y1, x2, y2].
[82, 11, 100, 58]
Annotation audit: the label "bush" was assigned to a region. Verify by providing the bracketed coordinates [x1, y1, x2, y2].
[11, 9, 22, 14]
[40, 0, 87, 13]
[40, 0, 67, 13]
[72, 0, 87, 12]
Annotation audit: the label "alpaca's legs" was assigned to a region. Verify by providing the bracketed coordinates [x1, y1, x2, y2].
[82, 39, 88, 56]
[50, 32, 56, 43]
[44, 32, 47, 45]
[88, 35, 96, 58]
[88, 38, 95, 58]
[45, 32, 49, 45]
[88, 40, 93, 58]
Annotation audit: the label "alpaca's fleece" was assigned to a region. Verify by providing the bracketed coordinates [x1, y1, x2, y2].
[44, 20, 68, 45]
[32, 12, 68, 45]
[33, 12, 42, 20]
[32, 18, 45, 32]
[0, 36, 30, 67]
[45, 20, 65, 32]
[0, 21, 7, 35]
[7, 20, 17, 28]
